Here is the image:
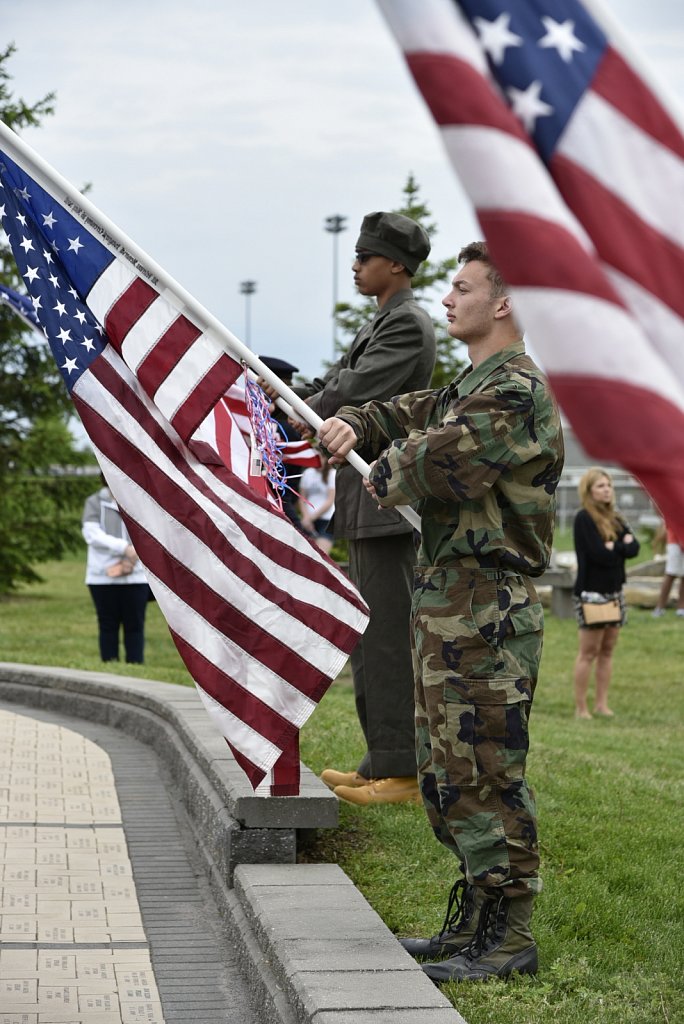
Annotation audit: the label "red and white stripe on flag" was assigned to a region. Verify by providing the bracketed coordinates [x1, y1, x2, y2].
[87, 260, 242, 444]
[191, 381, 322, 505]
[217, 381, 322, 471]
[377, 0, 684, 537]
[191, 383, 272, 501]
[74, 347, 368, 795]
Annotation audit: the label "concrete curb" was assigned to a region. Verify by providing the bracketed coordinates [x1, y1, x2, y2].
[232, 864, 467, 1024]
[0, 663, 466, 1024]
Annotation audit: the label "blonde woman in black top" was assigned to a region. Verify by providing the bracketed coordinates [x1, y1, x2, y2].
[572, 468, 640, 719]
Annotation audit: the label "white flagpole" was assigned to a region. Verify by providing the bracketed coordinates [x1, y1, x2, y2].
[0, 121, 421, 532]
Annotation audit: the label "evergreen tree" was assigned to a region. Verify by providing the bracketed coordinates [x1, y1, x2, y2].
[0, 44, 94, 594]
[332, 174, 466, 388]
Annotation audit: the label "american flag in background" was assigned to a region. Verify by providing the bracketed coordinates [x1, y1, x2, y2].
[279, 436, 323, 471]
[193, 381, 322, 510]
[204, 382, 321, 480]
[0, 139, 369, 796]
[377, 0, 684, 536]
[192, 383, 273, 501]
[0, 281, 42, 331]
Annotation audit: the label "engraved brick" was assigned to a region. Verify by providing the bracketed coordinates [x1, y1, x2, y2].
[0, 979, 36, 1001]
[120, 1003, 165, 1024]
[39, 923, 73, 942]
[102, 885, 134, 901]
[35, 830, 65, 846]
[78, 991, 118, 1013]
[3, 869, 35, 884]
[70, 879, 102, 896]
[2, 894, 36, 913]
[37, 953, 76, 979]
[39, 983, 78, 1007]
[0, 919, 36, 939]
[101, 863, 133, 879]
[76, 960, 115, 982]
[36, 851, 67, 868]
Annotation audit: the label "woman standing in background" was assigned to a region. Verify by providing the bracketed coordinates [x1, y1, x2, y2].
[82, 477, 149, 664]
[572, 467, 640, 719]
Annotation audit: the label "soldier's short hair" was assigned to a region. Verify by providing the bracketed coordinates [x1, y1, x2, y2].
[458, 241, 507, 298]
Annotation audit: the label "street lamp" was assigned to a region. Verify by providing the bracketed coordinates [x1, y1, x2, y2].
[324, 214, 347, 358]
[239, 280, 257, 346]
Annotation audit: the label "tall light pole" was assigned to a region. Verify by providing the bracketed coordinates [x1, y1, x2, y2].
[324, 214, 347, 358]
[239, 280, 257, 346]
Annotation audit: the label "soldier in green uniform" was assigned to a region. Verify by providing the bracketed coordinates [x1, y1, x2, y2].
[261, 211, 436, 806]
[318, 242, 564, 983]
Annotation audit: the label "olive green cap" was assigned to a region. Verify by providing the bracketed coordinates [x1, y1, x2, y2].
[355, 211, 431, 275]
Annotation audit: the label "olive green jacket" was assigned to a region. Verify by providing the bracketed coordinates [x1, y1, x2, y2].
[297, 288, 435, 539]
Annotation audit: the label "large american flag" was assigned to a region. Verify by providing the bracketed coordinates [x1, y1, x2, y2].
[0, 135, 368, 796]
[377, 0, 684, 535]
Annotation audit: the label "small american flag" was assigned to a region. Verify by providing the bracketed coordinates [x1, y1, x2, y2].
[378, 0, 684, 535]
[193, 382, 323, 517]
[211, 381, 322, 477]
[192, 383, 273, 501]
[0, 281, 42, 331]
[279, 437, 323, 471]
[0, 137, 368, 796]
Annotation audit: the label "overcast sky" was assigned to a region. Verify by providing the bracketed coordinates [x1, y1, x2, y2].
[3, 1, 684, 382]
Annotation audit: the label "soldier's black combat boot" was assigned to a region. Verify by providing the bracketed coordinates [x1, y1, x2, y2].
[399, 879, 482, 959]
[421, 892, 537, 982]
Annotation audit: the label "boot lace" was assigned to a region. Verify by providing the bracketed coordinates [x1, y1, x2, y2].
[461, 893, 505, 959]
[438, 878, 471, 938]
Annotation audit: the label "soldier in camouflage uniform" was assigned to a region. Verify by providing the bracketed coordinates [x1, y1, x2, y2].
[319, 242, 564, 983]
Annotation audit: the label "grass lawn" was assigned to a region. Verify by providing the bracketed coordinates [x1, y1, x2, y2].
[0, 553, 192, 685]
[2, 552, 683, 1024]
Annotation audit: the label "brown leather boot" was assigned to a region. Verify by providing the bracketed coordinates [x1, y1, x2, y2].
[320, 769, 369, 791]
[334, 776, 421, 806]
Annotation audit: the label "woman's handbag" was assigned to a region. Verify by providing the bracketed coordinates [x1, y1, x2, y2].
[580, 593, 622, 625]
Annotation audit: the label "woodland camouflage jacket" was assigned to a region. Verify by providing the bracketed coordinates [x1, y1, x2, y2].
[337, 341, 564, 575]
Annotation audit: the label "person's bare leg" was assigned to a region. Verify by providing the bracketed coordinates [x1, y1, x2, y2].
[676, 576, 684, 613]
[574, 628, 601, 718]
[594, 626, 620, 715]
[653, 574, 674, 615]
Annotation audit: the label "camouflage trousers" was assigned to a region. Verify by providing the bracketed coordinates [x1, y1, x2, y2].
[412, 566, 544, 897]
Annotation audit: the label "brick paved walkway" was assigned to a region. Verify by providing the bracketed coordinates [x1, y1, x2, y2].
[0, 704, 256, 1024]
